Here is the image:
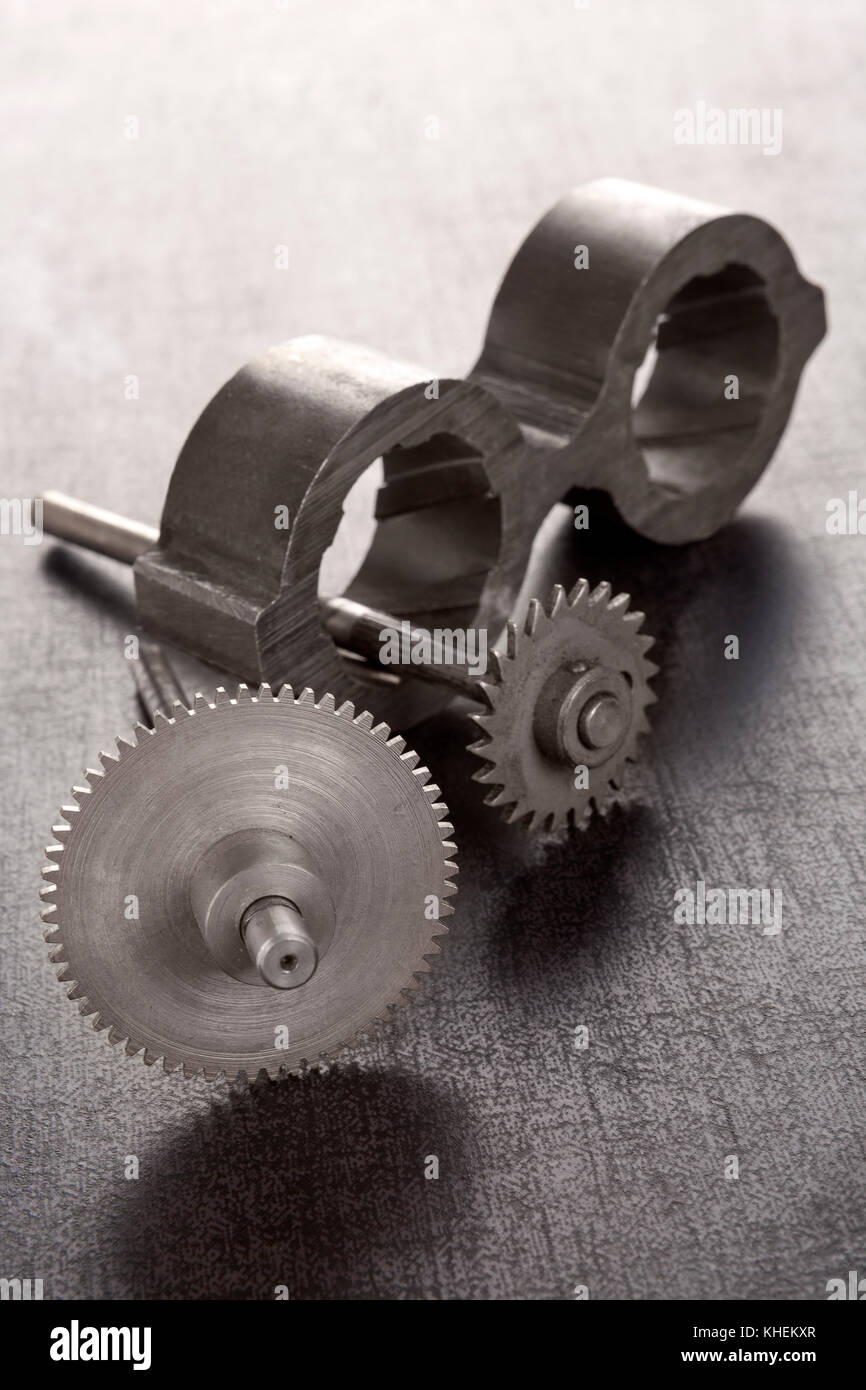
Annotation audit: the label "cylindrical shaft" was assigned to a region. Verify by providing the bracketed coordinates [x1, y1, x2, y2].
[36, 491, 486, 700]
[133, 640, 189, 723]
[240, 896, 318, 989]
[37, 491, 158, 564]
[321, 596, 482, 699]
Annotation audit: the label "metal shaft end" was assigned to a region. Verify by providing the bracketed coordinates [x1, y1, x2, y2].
[240, 896, 318, 989]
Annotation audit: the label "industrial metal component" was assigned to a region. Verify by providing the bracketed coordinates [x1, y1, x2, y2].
[35, 181, 824, 713]
[471, 178, 826, 544]
[41, 685, 457, 1079]
[323, 576, 657, 831]
[469, 580, 657, 831]
[132, 337, 528, 723]
[35, 494, 658, 831]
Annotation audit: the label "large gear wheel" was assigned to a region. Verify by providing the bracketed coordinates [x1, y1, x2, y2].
[469, 580, 657, 832]
[41, 684, 457, 1080]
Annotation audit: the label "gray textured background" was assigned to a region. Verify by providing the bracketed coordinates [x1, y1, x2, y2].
[1, 0, 864, 1301]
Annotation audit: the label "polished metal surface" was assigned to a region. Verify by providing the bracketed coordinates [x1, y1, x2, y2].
[42, 686, 457, 1079]
[35, 182, 824, 715]
[470, 580, 658, 831]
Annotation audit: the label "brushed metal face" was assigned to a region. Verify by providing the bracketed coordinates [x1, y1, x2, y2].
[44, 687, 457, 1080]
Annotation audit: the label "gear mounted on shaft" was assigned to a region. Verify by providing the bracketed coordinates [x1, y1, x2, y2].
[468, 580, 658, 832]
[41, 683, 457, 1080]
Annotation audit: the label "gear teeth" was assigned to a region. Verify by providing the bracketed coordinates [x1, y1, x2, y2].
[505, 620, 518, 659]
[606, 591, 630, 616]
[568, 577, 591, 608]
[524, 597, 543, 637]
[474, 680, 499, 712]
[485, 649, 505, 685]
[43, 682, 457, 1084]
[467, 575, 658, 833]
[546, 583, 567, 619]
[317, 692, 336, 712]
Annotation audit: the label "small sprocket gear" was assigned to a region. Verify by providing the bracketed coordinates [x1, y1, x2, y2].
[468, 580, 657, 831]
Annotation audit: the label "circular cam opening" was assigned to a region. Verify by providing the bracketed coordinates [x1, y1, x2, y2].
[318, 432, 502, 681]
[631, 264, 779, 496]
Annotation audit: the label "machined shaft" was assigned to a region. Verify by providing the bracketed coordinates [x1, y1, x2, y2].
[35, 492, 489, 700]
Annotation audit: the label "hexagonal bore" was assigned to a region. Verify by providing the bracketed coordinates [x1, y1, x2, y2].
[631, 264, 779, 496]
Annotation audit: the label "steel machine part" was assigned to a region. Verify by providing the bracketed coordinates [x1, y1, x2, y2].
[325, 579, 657, 831]
[42, 682, 457, 1079]
[33, 182, 824, 711]
[470, 178, 826, 545]
[37, 496, 657, 830]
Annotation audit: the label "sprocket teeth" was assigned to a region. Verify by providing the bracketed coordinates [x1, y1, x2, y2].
[546, 583, 567, 619]
[606, 591, 630, 616]
[524, 597, 543, 636]
[43, 682, 456, 1084]
[505, 620, 518, 659]
[467, 575, 658, 833]
[474, 680, 499, 711]
[568, 577, 591, 608]
[485, 649, 505, 685]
